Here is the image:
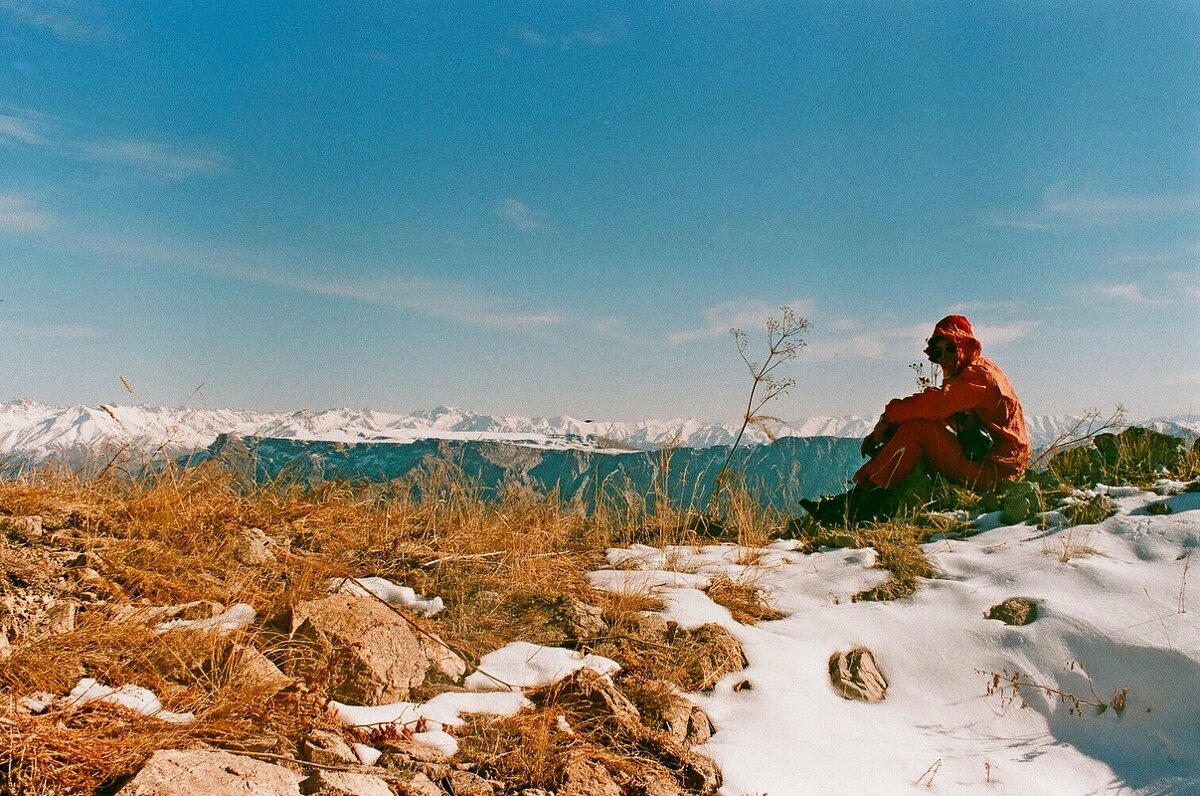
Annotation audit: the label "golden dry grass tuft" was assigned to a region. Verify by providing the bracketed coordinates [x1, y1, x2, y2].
[704, 575, 786, 624]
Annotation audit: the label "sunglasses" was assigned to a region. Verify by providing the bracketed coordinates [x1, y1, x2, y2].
[924, 339, 956, 358]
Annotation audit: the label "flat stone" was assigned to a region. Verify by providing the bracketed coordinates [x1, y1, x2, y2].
[290, 594, 431, 704]
[829, 646, 887, 702]
[302, 729, 359, 766]
[236, 527, 277, 566]
[560, 753, 622, 796]
[300, 770, 393, 796]
[118, 749, 303, 796]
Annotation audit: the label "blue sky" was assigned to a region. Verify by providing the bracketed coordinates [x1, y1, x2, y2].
[1, 1, 1197, 423]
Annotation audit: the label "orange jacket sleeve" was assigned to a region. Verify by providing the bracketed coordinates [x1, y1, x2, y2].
[882, 366, 994, 424]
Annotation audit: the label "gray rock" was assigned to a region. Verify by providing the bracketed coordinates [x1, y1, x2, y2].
[829, 646, 887, 702]
[44, 600, 78, 635]
[0, 515, 43, 543]
[290, 594, 431, 704]
[300, 770, 394, 796]
[118, 749, 303, 796]
[560, 597, 608, 640]
[225, 644, 293, 696]
[445, 770, 494, 795]
[392, 771, 445, 796]
[561, 753, 622, 796]
[660, 693, 714, 746]
[302, 729, 359, 767]
[236, 527, 277, 566]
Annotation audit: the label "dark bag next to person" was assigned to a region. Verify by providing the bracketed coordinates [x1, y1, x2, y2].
[953, 411, 995, 462]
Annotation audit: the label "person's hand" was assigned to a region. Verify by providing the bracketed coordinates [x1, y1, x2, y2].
[860, 417, 895, 458]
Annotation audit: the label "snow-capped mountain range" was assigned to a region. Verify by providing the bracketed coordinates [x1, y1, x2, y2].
[0, 399, 1196, 468]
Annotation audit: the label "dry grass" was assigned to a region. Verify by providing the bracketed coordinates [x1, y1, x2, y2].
[0, 459, 780, 793]
[704, 575, 786, 624]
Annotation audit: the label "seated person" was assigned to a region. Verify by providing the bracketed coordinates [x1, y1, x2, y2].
[802, 314, 1031, 524]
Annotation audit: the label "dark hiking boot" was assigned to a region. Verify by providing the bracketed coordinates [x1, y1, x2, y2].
[800, 484, 894, 526]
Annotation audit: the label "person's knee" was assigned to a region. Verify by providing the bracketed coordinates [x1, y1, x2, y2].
[891, 418, 943, 442]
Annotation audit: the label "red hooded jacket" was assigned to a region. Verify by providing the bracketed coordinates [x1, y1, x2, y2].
[882, 315, 1031, 475]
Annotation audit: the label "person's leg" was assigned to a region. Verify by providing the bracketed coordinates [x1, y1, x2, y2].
[854, 419, 985, 489]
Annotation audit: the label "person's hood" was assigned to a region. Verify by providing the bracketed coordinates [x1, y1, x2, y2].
[931, 314, 982, 375]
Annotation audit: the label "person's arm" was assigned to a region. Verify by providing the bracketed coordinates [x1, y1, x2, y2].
[882, 370, 992, 424]
[860, 415, 896, 457]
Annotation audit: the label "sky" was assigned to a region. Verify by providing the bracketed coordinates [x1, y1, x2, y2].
[0, 1, 1197, 425]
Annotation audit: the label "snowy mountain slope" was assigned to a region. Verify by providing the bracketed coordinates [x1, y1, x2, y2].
[0, 399, 1195, 468]
[589, 483, 1200, 794]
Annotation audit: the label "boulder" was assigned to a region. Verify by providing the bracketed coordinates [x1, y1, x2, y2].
[236, 527, 277, 566]
[225, 644, 293, 696]
[0, 515, 43, 543]
[541, 667, 643, 737]
[829, 647, 887, 702]
[560, 753, 622, 796]
[118, 749, 303, 796]
[290, 594, 432, 703]
[300, 770, 393, 796]
[987, 597, 1038, 626]
[391, 771, 446, 796]
[302, 729, 359, 766]
[558, 596, 608, 641]
[445, 771, 495, 795]
[659, 693, 714, 746]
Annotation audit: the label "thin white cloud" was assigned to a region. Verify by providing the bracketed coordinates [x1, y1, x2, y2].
[988, 185, 1200, 229]
[71, 138, 224, 179]
[500, 198, 549, 230]
[0, 320, 99, 338]
[805, 334, 889, 361]
[80, 233, 562, 331]
[972, 321, 1038, 345]
[803, 317, 1034, 362]
[1092, 282, 1150, 303]
[0, 0, 115, 42]
[0, 104, 222, 179]
[948, 300, 1023, 315]
[668, 298, 815, 346]
[0, 111, 47, 145]
[0, 193, 54, 232]
[505, 21, 630, 51]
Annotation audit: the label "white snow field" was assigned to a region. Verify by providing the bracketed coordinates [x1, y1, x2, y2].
[589, 483, 1200, 795]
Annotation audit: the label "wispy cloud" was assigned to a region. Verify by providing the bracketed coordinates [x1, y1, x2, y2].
[972, 321, 1038, 345]
[0, 0, 116, 42]
[499, 198, 550, 230]
[1091, 282, 1151, 303]
[81, 233, 562, 331]
[668, 298, 814, 346]
[0, 110, 48, 145]
[803, 317, 1034, 362]
[988, 185, 1200, 230]
[72, 138, 225, 179]
[0, 104, 223, 179]
[0, 193, 54, 232]
[0, 320, 99, 338]
[501, 20, 631, 54]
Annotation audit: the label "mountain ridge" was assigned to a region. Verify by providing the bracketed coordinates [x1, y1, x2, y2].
[1, 399, 1196, 468]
